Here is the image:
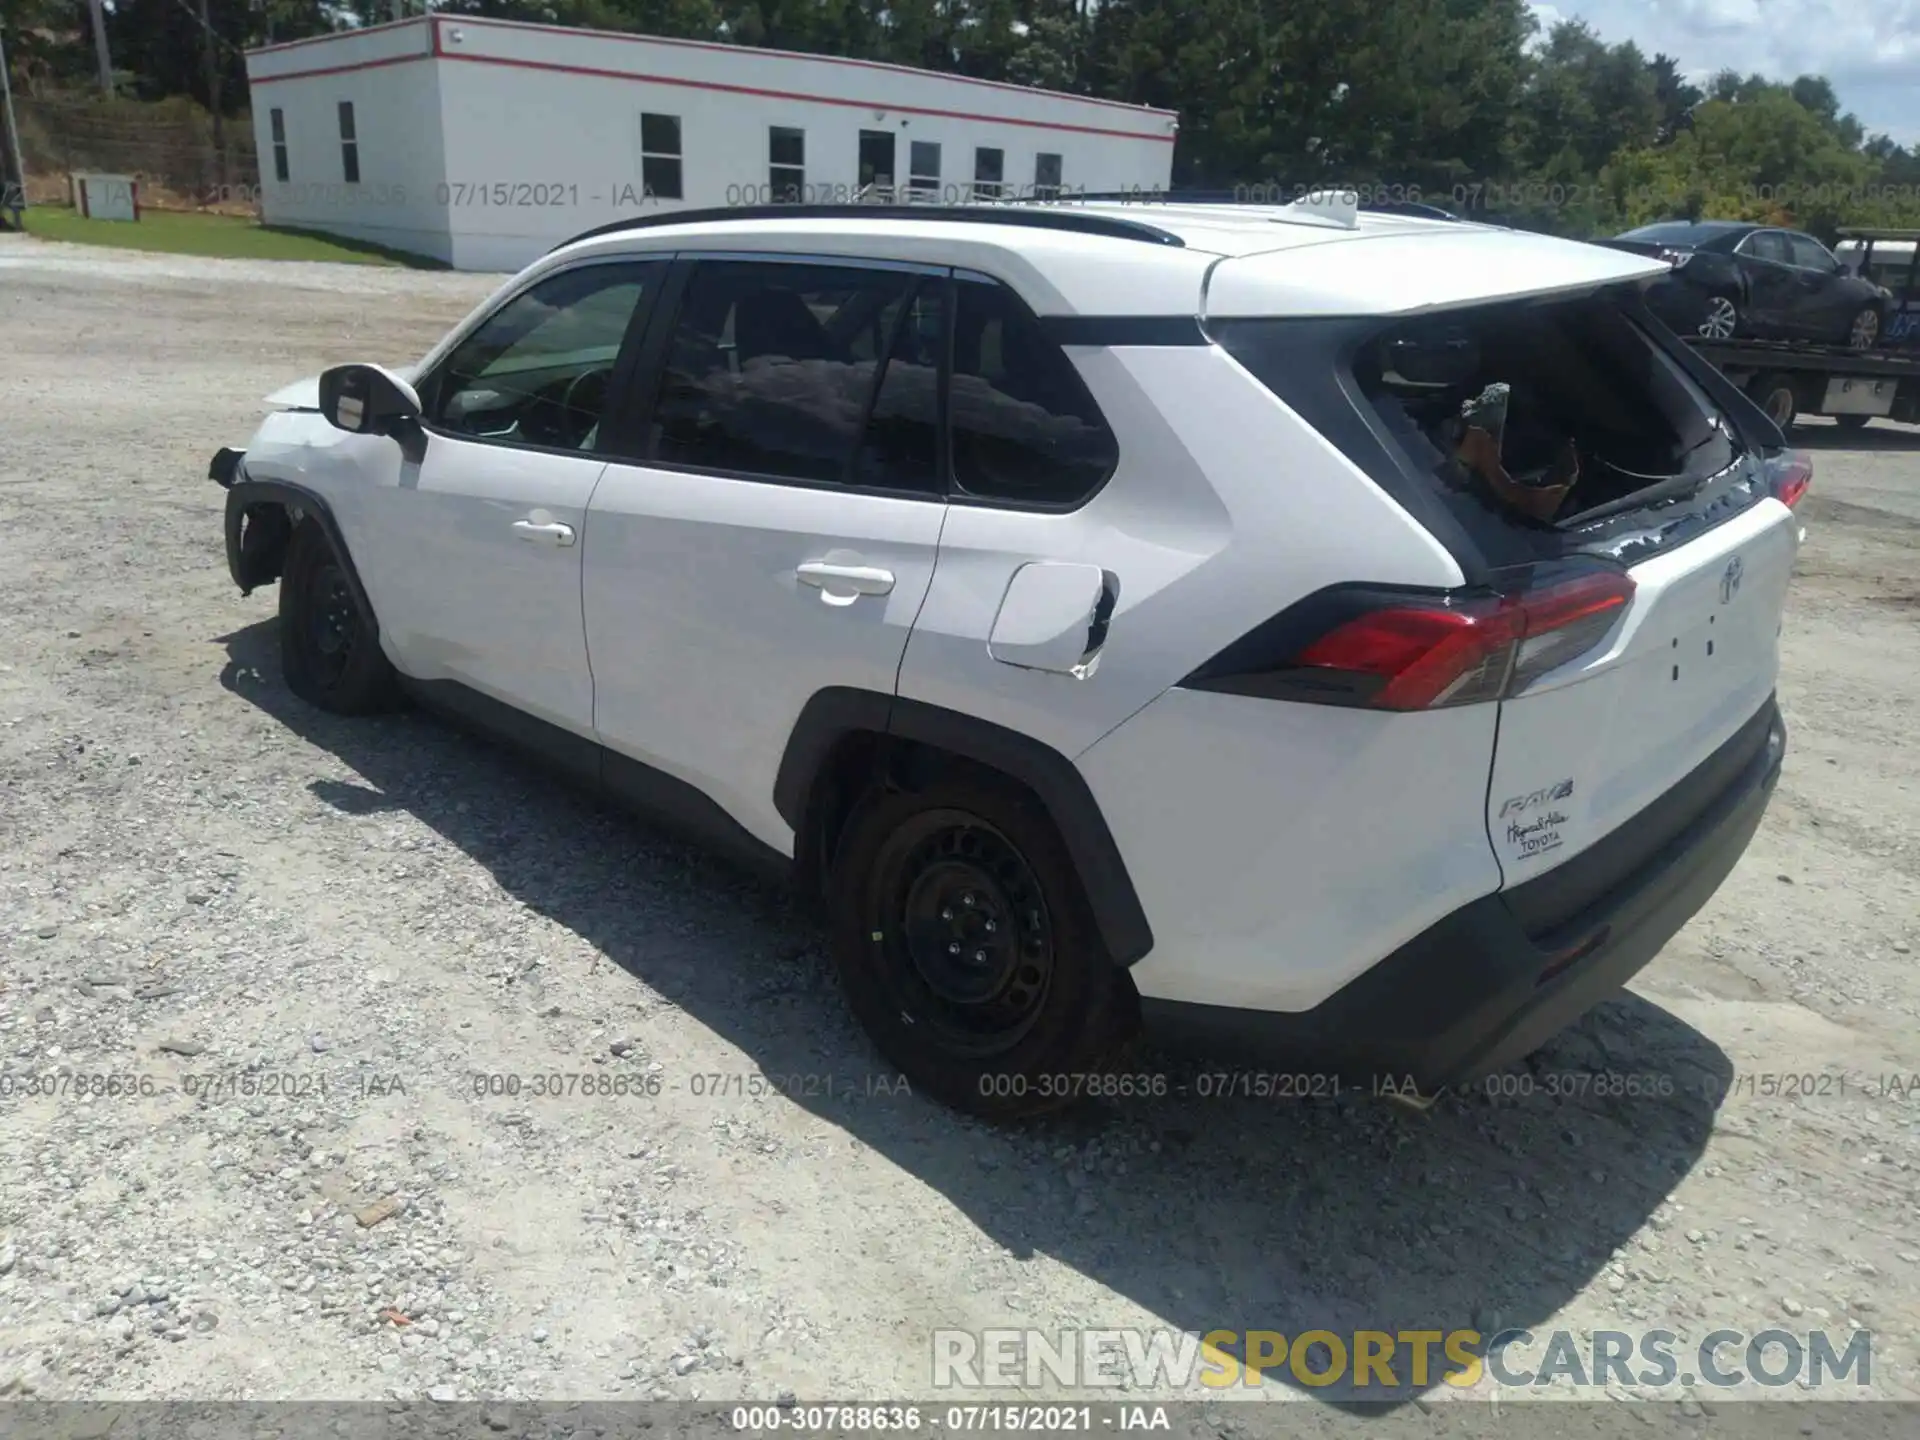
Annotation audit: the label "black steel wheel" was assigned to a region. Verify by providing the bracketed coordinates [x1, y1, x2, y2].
[828, 772, 1135, 1118]
[877, 811, 1056, 1057]
[279, 518, 398, 715]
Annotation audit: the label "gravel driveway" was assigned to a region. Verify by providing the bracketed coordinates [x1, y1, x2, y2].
[2, 236, 1918, 1418]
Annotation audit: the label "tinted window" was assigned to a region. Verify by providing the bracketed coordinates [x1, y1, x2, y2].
[1743, 231, 1791, 263]
[1787, 233, 1836, 271]
[650, 261, 923, 486]
[852, 281, 943, 491]
[949, 278, 1118, 506]
[1619, 222, 1734, 245]
[426, 263, 658, 452]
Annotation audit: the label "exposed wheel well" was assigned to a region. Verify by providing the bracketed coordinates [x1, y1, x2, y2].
[233, 500, 295, 594]
[794, 731, 1029, 907]
[223, 480, 381, 644]
[776, 688, 1156, 967]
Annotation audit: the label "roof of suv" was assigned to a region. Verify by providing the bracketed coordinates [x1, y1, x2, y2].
[546, 202, 1669, 322]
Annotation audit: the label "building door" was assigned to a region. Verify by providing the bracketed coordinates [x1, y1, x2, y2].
[858, 130, 897, 197]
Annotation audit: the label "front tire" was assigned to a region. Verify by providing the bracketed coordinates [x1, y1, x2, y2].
[1833, 412, 1872, 432]
[827, 772, 1135, 1119]
[278, 519, 397, 715]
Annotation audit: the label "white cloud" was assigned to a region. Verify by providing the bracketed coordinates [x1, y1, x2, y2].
[1533, 0, 1920, 142]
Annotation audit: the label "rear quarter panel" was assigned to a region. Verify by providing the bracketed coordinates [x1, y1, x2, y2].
[896, 345, 1466, 761]
[1078, 691, 1504, 1011]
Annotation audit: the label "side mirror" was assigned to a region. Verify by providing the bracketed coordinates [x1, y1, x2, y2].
[319, 363, 422, 437]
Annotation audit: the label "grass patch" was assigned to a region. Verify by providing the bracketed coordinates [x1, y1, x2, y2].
[20, 207, 444, 267]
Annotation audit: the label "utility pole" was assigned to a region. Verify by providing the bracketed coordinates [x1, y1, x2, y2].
[196, 0, 228, 189]
[88, 0, 114, 96]
[1, 32, 30, 228]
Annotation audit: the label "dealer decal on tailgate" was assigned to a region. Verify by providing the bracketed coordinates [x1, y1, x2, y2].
[1499, 778, 1576, 864]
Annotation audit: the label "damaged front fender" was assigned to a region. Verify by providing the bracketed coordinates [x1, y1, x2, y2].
[219, 477, 380, 650]
[226, 486, 294, 596]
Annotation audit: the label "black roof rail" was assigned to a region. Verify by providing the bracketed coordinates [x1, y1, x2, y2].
[547, 203, 1188, 256]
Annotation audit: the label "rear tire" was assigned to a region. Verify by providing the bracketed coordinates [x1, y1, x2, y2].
[1751, 373, 1798, 432]
[1696, 292, 1740, 340]
[278, 519, 398, 715]
[827, 771, 1135, 1119]
[1833, 412, 1872, 432]
[1846, 306, 1881, 351]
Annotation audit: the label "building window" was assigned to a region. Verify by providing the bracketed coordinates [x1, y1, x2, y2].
[769, 127, 805, 203]
[269, 108, 289, 183]
[338, 101, 359, 184]
[640, 113, 683, 200]
[908, 141, 941, 201]
[1035, 153, 1063, 200]
[973, 147, 1003, 201]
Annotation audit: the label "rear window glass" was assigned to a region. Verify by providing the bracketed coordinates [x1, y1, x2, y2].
[1619, 223, 1727, 245]
[1352, 293, 1739, 534]
[1217, 288, 1749, 572]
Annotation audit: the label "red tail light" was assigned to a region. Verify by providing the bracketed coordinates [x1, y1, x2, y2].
[1766, 450, 1812, 509]
[1292, 569, 1636, 711]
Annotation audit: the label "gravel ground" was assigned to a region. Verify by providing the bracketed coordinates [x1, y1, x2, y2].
[2, 235, 1919, 1416]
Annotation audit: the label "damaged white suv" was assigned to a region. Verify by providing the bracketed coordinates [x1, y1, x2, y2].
[210, 198, 1808, 1117]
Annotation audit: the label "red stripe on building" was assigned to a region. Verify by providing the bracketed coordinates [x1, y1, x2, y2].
[251, 47, 1175, 145]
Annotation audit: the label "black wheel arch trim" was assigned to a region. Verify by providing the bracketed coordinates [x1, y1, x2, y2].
[775, 687, 1156, 968]
[223, 477, 380, 640]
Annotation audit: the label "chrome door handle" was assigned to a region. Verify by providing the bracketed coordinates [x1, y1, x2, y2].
[511, 519, 576, 547]
[796, 561, 894, 596]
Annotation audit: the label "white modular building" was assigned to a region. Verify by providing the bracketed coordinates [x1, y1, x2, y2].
[244, 15, 1180, 271]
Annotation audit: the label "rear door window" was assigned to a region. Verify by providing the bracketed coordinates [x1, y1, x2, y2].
[648, 259, 929, 488]
[1786, 234, 1838, 272]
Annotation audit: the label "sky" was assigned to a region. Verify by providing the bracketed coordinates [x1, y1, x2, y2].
[1535, 0, 1920, 144]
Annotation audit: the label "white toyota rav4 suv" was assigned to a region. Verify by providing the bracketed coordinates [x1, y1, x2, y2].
[210, 198, 1808, 1118]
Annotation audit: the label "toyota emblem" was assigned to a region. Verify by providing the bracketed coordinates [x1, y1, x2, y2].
[1720, 556, 1744, 604]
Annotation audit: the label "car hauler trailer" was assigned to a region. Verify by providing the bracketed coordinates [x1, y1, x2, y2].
[1684, 336, 1920, 430]
[1685, 227, 1920, 431]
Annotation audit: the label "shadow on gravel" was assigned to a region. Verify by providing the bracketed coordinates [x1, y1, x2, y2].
[221, 619, 1732, 1409]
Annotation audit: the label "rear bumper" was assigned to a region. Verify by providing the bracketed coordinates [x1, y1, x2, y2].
[1142, 697, 1786, 1093]
[1644, 277, 1721, 335]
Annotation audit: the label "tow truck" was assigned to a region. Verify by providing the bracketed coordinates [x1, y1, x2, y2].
[1682, 227, 1920, 431]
